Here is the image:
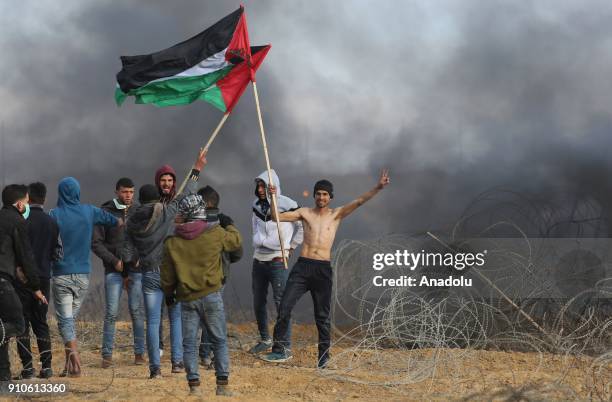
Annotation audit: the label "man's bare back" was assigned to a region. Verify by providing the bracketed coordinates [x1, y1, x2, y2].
[270, 169, 390, 261]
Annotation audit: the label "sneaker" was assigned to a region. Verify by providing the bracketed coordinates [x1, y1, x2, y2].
[317, 356, 330, 369]
[248, 339, 272, 354]
[216, 377, 233, 397]
[171, 361, 184, 373]
[37, 368, 53, 379]
[134, 354, 146, 366]
[216, 384, 233, 397]
[188, 379, 201, 395]
[101, 356, 113, 369]
[13, 368, 34, 380]
[261, 351, 293, 363]
[149, 368, 162, 379]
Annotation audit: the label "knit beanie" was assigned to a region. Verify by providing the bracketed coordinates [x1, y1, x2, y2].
[314, 179, 334, 199]
[139, 184, 160, 204]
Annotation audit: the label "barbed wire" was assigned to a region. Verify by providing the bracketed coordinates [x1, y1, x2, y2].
[317, 189, 612, 399]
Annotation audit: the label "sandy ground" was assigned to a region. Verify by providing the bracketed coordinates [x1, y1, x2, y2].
[2, 321, 610, 401]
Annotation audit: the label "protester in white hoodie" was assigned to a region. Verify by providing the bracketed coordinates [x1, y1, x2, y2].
[249, 170, 303, 354]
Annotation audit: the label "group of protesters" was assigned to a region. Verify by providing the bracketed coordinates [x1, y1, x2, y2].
[0, 145, 390, 395]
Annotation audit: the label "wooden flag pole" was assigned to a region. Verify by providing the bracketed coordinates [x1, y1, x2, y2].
[252, 81, 288, 269]
[176, 112, 230, 195]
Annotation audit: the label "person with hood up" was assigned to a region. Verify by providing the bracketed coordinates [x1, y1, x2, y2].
[122, 149, 207, 379]
[249, 170, 303, 354]
[161, 194, 242, 396]
[156, 164, 177, 204]
[92, 177, 145, 368]
[50, 177, 119, 377]
[154, 163, 182, 367]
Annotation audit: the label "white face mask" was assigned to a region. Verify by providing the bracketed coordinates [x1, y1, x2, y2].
[113, 198, 128, 210]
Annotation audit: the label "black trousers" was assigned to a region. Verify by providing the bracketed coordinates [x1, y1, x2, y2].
[16, 278, 52, 371]
[272, 257, 333, 363]
[0, 277, 25, 380]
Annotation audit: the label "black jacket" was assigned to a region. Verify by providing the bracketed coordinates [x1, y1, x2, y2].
[0, 206, 40, 291]
[123, 179, 199, 273]
[92, 199, 136, 276]
[27, 206, 62, 279]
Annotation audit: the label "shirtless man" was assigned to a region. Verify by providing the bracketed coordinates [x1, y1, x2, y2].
[261, 170, 390, 368]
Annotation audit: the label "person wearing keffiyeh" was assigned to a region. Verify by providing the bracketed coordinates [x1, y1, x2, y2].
[161, 193, 242, 396]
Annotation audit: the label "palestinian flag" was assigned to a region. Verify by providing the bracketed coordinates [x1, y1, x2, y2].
[115, 7, 269, 113]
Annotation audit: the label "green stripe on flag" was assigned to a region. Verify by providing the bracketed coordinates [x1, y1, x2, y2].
[118, 66, 232, 111]
[115, 86, 127, 106]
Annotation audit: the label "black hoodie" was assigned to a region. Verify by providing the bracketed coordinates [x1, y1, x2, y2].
[92, 199, 136, 275]
[0, 206, 40, 291]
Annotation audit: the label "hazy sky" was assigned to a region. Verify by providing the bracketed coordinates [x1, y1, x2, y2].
[2, 1, 612, 311]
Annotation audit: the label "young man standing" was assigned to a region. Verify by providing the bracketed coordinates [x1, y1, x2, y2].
[0, 184, 47, 384]
[14, 182, 61, 379]
[262, 170, 390, 368]
[196, 185, 242, 369]
[250, 170, 303, 354]
[123, 150, 206, 379]
[154, 164, 183, 370]
[92, 177, 145, 368]
[50, 177, 120, 377]
[161, 194, 242, 396]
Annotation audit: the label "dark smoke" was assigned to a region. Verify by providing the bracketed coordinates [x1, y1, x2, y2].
[2, 1, 612, 318]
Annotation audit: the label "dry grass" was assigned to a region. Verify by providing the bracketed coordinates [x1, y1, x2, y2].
[2, 321, 610, 401]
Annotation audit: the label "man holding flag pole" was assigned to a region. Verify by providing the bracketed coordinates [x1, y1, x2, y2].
[115, 5, 288, 392]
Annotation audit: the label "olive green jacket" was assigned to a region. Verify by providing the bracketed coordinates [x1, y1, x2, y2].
[161, 224, 242, 302]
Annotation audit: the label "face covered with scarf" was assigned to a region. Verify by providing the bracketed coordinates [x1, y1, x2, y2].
[178, 194, 207, 222]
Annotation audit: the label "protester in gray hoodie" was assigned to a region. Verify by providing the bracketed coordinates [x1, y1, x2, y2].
[122, 149, 206, 379]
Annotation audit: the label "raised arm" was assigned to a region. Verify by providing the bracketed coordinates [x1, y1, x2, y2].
[336, 169, 390, 220]
[169, 148, 208, 215]
[268, 185, 304, 222]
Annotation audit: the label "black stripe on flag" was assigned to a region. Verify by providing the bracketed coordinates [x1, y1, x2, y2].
[117, 8, 243, 93]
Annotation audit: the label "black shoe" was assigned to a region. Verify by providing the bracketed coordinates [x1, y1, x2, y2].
[317, 354, 331, 369]
[0, 380, 14, 393]
[13, 368, 35, 380]
[149, 368, 162, 379]
[37, 368, 53, 379]
[171, 361, 184, 373]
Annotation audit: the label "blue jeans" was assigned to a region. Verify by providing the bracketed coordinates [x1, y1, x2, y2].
[199, 286, 224, 360]
[199, 326, 211, 360]
[142, 271, 183, 370]
[52, 274, 89, 343]
[101, 272, 145, 357]
[182, 291, 229, 382]
[167, 302, 183, 363]
[252, 259, 290, 341]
